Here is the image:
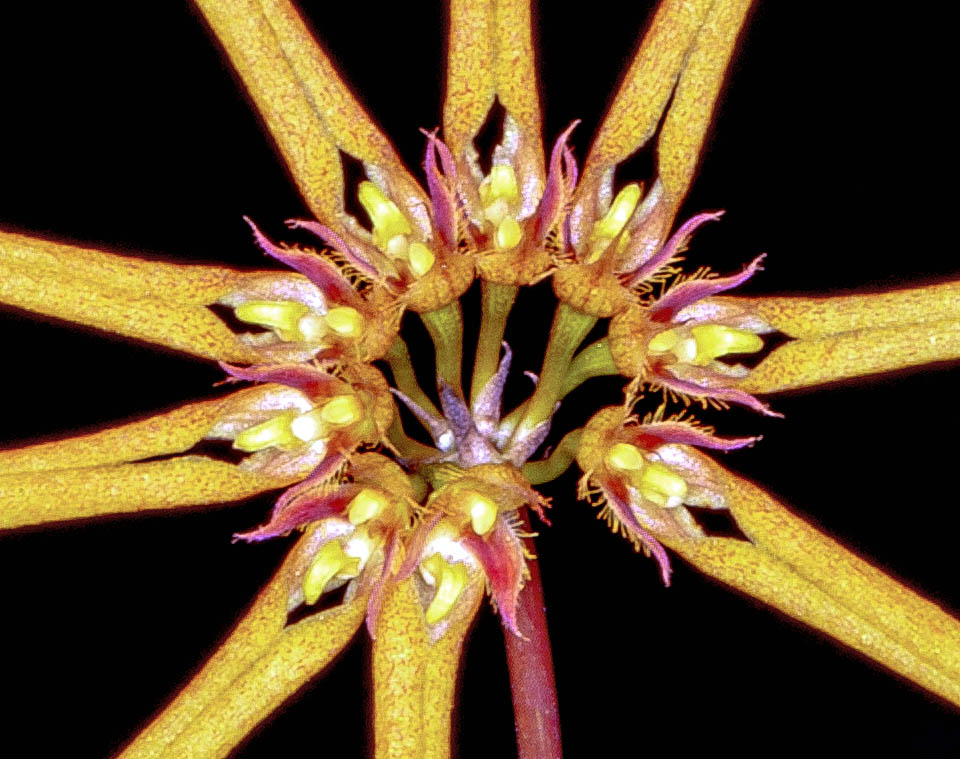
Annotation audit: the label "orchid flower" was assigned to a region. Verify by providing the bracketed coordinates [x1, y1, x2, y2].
[2, 2, 959, 757]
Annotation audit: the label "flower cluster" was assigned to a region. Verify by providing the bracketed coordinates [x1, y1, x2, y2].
[2, 1, 960, 758]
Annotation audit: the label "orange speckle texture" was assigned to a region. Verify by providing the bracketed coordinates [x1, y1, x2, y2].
[656, 0, 753, 204]
[0, 389, 264, 476]
[0, 456, 291, 529]
[192, 0, 346, 224]
[422, 593, 482, 759]
[373, 578, 429, 759]
[256, 0, 428, 220]
[0, 253, 261, 363]
[122, 526, 366, 759]
[444, 0, 496, 162]
[723, 282, 960, 338]
[741, 318, 960, 393]
[577, 0, 712, 197]
[663, 449, 960, 705]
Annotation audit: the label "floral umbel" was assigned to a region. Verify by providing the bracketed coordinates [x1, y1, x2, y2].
[2, 1, 959, 757]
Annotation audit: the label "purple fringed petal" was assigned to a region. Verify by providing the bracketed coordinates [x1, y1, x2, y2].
[603, 476, 672, 585]
[394, 512, 445, 582]
[653, 366, 783, 418]
[460, 518, 529, 636]
[534, 121, 580, 243]
[284, 218, 383, 282]
[422, 129, 458, 249]
[651, 254, 766, 323]
[219, 361, 343, 398]
[364, 530, 402, 637]
[243, 216, 364, 306]
[233, 482, 361, 542]
[625, 210, 724, 288]
[629, 422, 760, 452]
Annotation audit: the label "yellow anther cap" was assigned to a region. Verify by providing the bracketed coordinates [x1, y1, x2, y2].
[605, 442, 645, 472]
[347, 488, 388, 525]
[234, 411, 299, 452]
[495, 217, 522, 250]
[324, 306, 364, 338]
[481, 164, 520, 205]
[407, 242, 436, 277]
[290, 408, 326, 443]
[302, 539, 361, 605]
[594, 183, 642, 240]
[465, 491, 499, 536]
[690, 324, 764, 364]
[422, 554, 469, 624]
[648, 328, 680, 354]
[320, 395, 363, 427]
[357, 180, 412, 249]
[639, 462, 688, 507]
[234, 300, 310, 342]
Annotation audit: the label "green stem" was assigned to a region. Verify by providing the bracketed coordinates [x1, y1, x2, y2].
[419, 301, 464, 394]
[470, 282, 518, 405]
[383, 336, 439, 417]
[560, 338, 618, 396]
[511, 303, 597, 444]
[522, 429, 583, 485]
[386, 416, 439, 461]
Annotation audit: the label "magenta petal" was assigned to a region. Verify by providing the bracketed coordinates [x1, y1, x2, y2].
[625, 210, 724, 288]
[365, 530, 401, 638]
[243, 216, 364, 306]
[284, 218, 382, 282]
[394, 512, 445, 582]
[460, 519, 529, 636]
[603, 476, 672, 585]
[233, 482, 361, 542]
[654, 367, 783, 418]
[219, 361, 342, 398]
[421, 129, 458, 248]
[534, 120, 580, 243]
[650, 254, 766, 322]
[630, 422, 760, 451]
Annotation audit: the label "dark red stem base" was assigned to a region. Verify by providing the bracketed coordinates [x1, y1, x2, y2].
[503, 513, 562, 759]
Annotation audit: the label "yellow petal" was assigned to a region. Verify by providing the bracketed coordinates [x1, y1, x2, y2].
[422, 586, 482, 759]
[739, 318, 960, 393]
[373, 578, 429, 759]
[192, 0, 345, 223]
[256, 0, 429, 228]
[0, 456, 292, 530]
[0, 229, 256, 305]
[671, 537, 960, 706]
[579, 0, 713, 190]
[444, 0, 544, 182]
[444, 0, 496, 162]
[153, 598, 366, 759]
[120, 525, 365, 759]
[720, 465, 960, 685]
[656, 0, 754, 203]
[0, 259, 260, 363]
[719, 282, 960, 339]
[661, 449, 960, 705]
[0, 390, 262, 476]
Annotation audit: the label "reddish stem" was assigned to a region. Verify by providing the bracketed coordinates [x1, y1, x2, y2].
[503, 512, 562, 759]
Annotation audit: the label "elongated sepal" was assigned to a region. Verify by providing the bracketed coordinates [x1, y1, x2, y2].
[740, 319, 960, 394]
[120, 524, 367, 759]
[0, 457, 292, 530]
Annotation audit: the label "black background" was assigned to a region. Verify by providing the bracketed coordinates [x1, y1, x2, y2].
[1, 1, 959, 756]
